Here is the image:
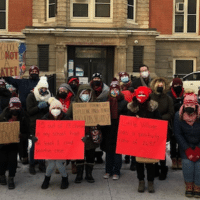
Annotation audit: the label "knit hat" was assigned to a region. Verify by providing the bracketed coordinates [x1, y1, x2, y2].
[0, 79, 6, 87]
[92, 73, 102, 80]
[110, 78, 120, 91]
[48, 97, 63, 111]
[134, 86, 152, 103]
[183, 93, 198, 106]
[9, 94, 21, 109]
[118, 72, 129, 81]
[36, 76, 49, 89]
[172, 78, 183, 87]
[29, 65, 39, 75]
[67, 76, 79, 85]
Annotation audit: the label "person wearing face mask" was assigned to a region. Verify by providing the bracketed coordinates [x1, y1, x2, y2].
[67, 76, 80, 96]
[127, 86, 161, 193]
[67, 84, 99, 184]
[150, 77, 174, 180]
[26, 76, 51, 175]
[40, 97, 70, 190]
[174, 93, 200, 198]
[167, 78, 184, 170]
[0, 95, 29, 189]
[90, 73, 109, 164]
[100, 78, 128, 180]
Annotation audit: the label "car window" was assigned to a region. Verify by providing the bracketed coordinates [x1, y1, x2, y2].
[183, 74, 194, 81]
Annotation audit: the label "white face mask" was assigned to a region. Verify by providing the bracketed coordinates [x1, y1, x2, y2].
[141, 71, 149, 78]
[51, 109, 61, 117]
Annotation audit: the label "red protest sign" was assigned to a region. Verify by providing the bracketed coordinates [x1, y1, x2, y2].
[116, 115, 168, 160]
[34, 120, 85, 160]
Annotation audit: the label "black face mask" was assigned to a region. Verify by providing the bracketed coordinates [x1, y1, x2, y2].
[93, 81, 101, 87]
[174, 86, 182, 94]
[30, 74, 39, 80]
[185, 107, 195, 114]
[39, 89, 49, 96]
[157, 87, 163, 93]
[10, 109, 20, 116]
[59, 92, 68, 99]
[70, 84, 78, 91]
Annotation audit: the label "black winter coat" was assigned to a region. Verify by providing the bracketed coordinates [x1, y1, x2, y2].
[0, 88, 11, 113]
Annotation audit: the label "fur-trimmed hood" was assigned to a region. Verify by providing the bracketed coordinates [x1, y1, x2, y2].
[150, 77, 169, 95]
[127, 99, 158, 113]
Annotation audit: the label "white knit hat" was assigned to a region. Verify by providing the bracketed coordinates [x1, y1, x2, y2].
[48, 97, 63, 111]
[36, 76, 49, 89]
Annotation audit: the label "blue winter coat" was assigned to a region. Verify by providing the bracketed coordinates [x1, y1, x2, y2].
[174, 111, 200, 159]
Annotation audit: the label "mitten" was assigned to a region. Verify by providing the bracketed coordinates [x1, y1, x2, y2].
[31, 135, 38, 143]
[185, 148, 198, 162]
[38, 101, 48, 109]
[81, 137, 87, 143]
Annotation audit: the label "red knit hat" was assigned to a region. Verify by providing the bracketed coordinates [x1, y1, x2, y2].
[172, 78, 183, 87]
[68, 77, 79, 85]
[29, 65, 39, 75]
[110, 78, 120, 91]
[183, 93, 198, 106]
[9, 93, 21, 109]
[118, 72, 129, 81]
[134, 86, 152, 103]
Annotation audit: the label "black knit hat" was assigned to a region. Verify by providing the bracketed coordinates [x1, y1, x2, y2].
[92, 73, 102, 80]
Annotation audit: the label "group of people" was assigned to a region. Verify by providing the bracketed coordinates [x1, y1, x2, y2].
[0, 64, 200, 198]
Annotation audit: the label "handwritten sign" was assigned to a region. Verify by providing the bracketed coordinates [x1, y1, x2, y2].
[73, 102, 111, 126]
[0, 42, 19, 77]
[0, 122, 20, 144]
[34, 120, 85, 160]
[116, 115, 168, 160]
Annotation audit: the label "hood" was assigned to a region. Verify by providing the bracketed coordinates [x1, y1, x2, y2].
[150, 77, 169, 95]
[96, 83, 109, 101]
[33, 86, 51, 102]
[57, 83, 75, 96]
[74, 84, 96, 102]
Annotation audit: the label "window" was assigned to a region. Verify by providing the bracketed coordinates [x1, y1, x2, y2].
[133, 46, 144, 72]
[47, 0, 57, 20]
[173, 59, 196, 78]
[174, 0, 198, 33]
[127, 0, 136, 21]
[0, 0, 6, 30]
[38, 45, 49, 71]
[71, 0, 112, 22]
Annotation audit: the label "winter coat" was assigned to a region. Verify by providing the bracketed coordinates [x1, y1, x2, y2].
[100, 96, 128, 153]
[26, 92, 49, 136]
[0, 88, 11, 113]
[131, 76, 152, 89]
[0, 107, 29, 150]
[95, 83, 110, 102]
[4, 77, 39, 109]
[174, 111, 200, 159]
[67, 84, 99, 150]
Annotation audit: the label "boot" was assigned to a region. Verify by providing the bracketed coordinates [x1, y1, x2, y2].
[194, 184, 200, 198]
[159, 166, 168, 180]
[125, 155, 130, 164]
[39, 162, 46, 173]
[185, 182, 194, 197]
[130, 163, 136, 171]
[8, 177, 15, 189]
[0, 175, 7, 185]
[154, 163, 160, 177]
[171, 158, 178, 169]
[21, 157, 29, 165]
[75, 164, 84, 183]
[41, 176, 51, 189]
[138, 180, 145, 193]
[177, 158, 182, 169]
[95, 151, 103, 164]
[61, 176, 69, 189]
[71, 162, 77, 174]
[29, 164, 36, 175]
[85, 163, 95, 183]
[148, 181, 155, 193]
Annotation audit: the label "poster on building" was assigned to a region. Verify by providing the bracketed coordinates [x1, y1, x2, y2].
[0, 42, 20, 77]
[0, 122, 20, 144]
[73, 102, 111, 126]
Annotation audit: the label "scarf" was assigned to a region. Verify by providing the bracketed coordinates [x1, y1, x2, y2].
[59, 91, 73, 113]
[121, 81, 131, 91]
[140, 76, 151, 87]
[171, 87, 184, 99]
[109, 94, 123, 119]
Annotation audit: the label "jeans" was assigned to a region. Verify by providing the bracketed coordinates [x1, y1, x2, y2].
[29, 141, 44, 165]
[106, 153, 122, 175]
[182, 159, 200, 185]
[136, 162, 155, 181]
[46, 160, 67, 177]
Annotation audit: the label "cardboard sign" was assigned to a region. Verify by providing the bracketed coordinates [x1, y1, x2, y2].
[73, 102, 111, 126]
[0, 122, 20, 144]
[116, 115, 168, 160]
[0, 42, 19, 77]
[34, 120, 85, 160]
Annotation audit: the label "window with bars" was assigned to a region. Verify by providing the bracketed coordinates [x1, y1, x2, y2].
[127, 0, 135, 21]
[0, 0, 6, 29]
[47, 0, 57, 20]
[133, 46, 144, 72]
[38, 45, 49, 71]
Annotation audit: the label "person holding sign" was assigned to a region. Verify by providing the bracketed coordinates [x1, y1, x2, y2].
[26, 76, 51, 175]
[127, 86, 161, 193]
[67, 84, 99, 183]
[174, 93, 200, 198]
[40, 97, 70, 189]
[100, 78, 128, 180]
[0, 95, 29, 189]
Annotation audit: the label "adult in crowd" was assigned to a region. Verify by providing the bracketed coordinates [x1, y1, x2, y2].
[168, 78, 184, 169]
[26, 76, 51, 175]
[150, 77, 174, 180]
[174, 93, 200, 198]
[101, 78, 128, 180]
[0, 95, 29, 189]
[41, 97, 69, 190]
[127, 86, 161, 193]
[90, 73, 109, 164]
[67, 84, 99, 183]
[67, 76, 80, 96]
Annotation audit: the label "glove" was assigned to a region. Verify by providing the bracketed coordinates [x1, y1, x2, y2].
[31, 135, 38, 143]
[185, 148, 198, 162]
[38, 101, 48, 109]
[195, 147, 200, 160]
[81, 137, 87, 143]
